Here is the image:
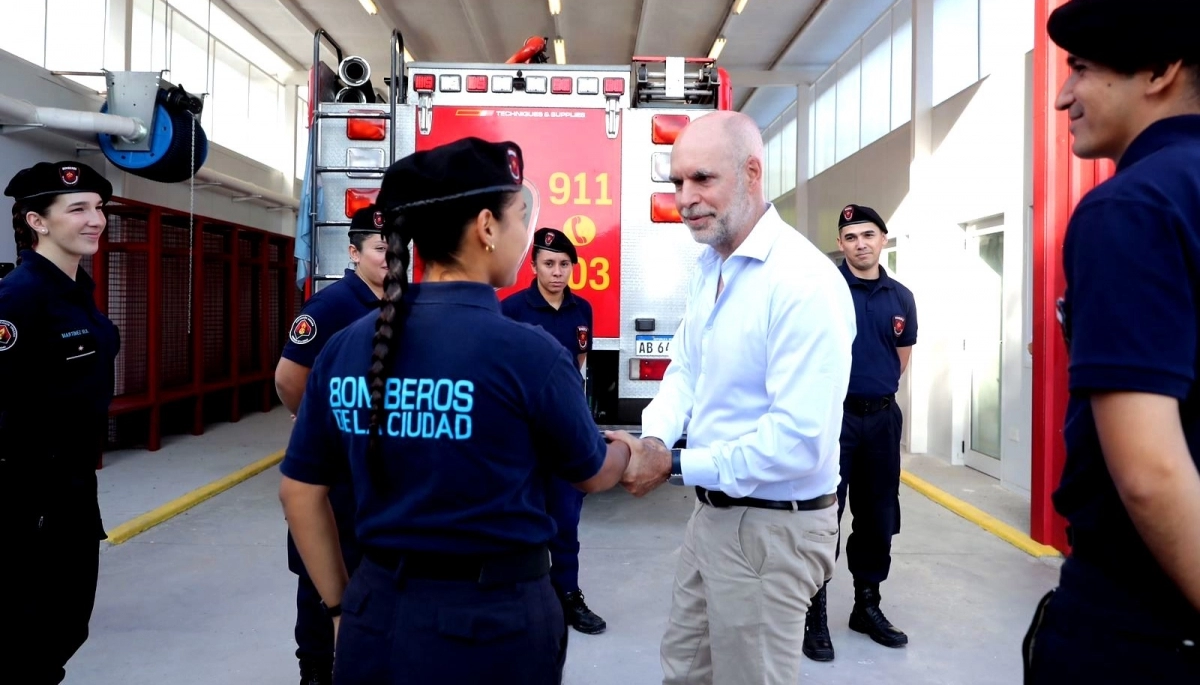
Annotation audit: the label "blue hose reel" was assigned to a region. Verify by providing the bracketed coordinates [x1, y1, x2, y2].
[97, 81, 209, 184]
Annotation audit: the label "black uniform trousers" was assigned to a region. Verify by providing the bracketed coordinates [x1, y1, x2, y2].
[3, 527, 99, 685]
[835, 396, 903, 584]
[333, 549, 569, 685]
[287, 480, 361, 668]
[1023, 557, 1200, 683]
[546, 473, 585, 596]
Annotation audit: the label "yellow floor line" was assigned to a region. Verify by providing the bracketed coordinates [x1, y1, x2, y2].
[106, 449, 285, 545]
[900, 470, 1061, 558]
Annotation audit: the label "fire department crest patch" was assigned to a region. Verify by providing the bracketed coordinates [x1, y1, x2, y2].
[60, 166, 80, 186]
[289, 314, 317, 345]
[373, 210, 384, 229]
[892, 315, 906, 337]
[544, 232, 555, 246]
[0, 320, 16, 351]
[507, 147, 522, 182]
[843, 206, 854, 221]
[576, 325, 589, 351]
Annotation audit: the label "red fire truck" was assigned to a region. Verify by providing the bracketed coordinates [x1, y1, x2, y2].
[302, 30, 732, 425]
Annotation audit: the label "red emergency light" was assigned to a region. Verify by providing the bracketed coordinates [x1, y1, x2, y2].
[651, 193, 681, 223]
[345, 188, 380, 217]
[631, 358, 671, 381]
[466, 75, 488, 92]
[413, 74, 435, 92]
[651, 114, 690, 144]
[551, 77, 573, 94]
[346, 111, 386, 141]
[603, 77, 625, 95]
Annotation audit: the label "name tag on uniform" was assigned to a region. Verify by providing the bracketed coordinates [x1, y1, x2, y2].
[59, 329, 98, 361]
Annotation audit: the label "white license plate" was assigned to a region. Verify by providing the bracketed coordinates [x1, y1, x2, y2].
[636, 335, 672, 357]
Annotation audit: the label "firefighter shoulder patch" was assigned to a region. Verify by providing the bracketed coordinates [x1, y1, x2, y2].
[892, 315, 906, 337]
[0, 320, 16, 351]
[576, 325, 589, 351]
[289, 314, 317, 345]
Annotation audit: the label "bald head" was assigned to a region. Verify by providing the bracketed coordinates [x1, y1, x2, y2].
[669, 111, 768, 257]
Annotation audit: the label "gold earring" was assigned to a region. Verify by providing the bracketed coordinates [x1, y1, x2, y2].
[486, 243, 495, 253]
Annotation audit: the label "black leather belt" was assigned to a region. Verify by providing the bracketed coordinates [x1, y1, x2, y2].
[364, 545, 550, 584]
[696, 487, 836, 512]
[843, 394, 894, 415]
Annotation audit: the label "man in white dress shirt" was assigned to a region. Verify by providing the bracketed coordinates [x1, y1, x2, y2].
[607, 111, 856, 685]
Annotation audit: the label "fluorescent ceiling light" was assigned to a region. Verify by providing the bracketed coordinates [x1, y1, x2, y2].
[554, 37, 566, 65]
[708, 36, 726, 60]
[358, 0, 377, 16]
[549, 0, 562, 15]
[734, 0, 750, 14]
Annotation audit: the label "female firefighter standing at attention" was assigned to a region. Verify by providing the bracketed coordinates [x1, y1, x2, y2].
[279, 137, 631, 684]
[0, 161, 120, 685]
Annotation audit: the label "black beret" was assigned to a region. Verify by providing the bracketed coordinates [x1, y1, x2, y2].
[349, 205, 385, 236]
[377, 137, 523, 212]
[4, 161, 112, 203]
[1048, 0, 1200, 73]
[838, 204, 887, 234]
[532, 227, 578, 264]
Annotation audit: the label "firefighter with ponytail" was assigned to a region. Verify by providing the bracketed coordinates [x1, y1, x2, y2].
[0, 161, 120, 684]
[279, 137, 631, 684]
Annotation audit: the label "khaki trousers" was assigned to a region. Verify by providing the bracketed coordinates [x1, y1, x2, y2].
[660, 497, 839, 685]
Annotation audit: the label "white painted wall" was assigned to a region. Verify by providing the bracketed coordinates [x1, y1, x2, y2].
[801, 26, 1033, 495]
[0, 50, 298, 264]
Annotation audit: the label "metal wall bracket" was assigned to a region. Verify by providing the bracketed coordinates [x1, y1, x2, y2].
[103, 70, 163, 152]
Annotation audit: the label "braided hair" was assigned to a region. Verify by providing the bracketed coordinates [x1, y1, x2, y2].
[10, 196, 55, 265]
[364, 189, 520, 484]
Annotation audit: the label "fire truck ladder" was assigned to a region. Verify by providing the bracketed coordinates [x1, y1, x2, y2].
[306, 28, 407, 291]
[631, 57, 731, 110]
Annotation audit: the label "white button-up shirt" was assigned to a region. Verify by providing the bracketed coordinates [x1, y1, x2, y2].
[641, 204, 856, 501]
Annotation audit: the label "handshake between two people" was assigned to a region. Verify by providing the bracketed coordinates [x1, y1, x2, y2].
[604, 430, 673, 498]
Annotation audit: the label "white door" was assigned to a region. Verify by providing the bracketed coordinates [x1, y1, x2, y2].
[963, 226, 1005, 478]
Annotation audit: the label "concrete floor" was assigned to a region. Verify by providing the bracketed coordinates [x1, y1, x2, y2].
[64, 407, 1063, 684]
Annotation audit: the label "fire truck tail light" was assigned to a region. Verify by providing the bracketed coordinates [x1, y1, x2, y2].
[651, 152, 672, 183]
[651, 193, 681, 223]
[491, 75, 514, 92]
[577, 77, 599, 95]
[466, 75, 488, 92]
[551, 77, 573, 94]
[630, 358, 671, 381]
[345, 188, 380, 217]
[413, 74, 435, 92]
[439, 74, 462, 92]
[346, 112, 386, 140]
[603, 77, 625, 95]
[652, 114, 691, 144]
[525, 76, 548, 93]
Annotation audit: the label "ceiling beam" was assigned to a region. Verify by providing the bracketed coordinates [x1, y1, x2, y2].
[739, 0, 833, 116]
[212, 0, 305, 71]
[458, 0, 501, 62]
[724, 66, 828, 87]
[632, 0, 654, 57]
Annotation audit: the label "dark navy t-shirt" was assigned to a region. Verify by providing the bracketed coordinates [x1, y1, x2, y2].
[281, 268, 380, 368]
[500, 279, 593, 359]
[280, 281, 607, 554]
[839, 261, 917, 397]
[1056, 115, 1200, 623]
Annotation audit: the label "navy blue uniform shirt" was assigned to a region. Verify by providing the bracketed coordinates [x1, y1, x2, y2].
[500, 279, 593, 360]
[280, 281, 606, 554]
[282, 268, 380, 368]
[839, 261, 917, 397]
[1056, 114, 1200, 624]
[0, 250, 119, 539]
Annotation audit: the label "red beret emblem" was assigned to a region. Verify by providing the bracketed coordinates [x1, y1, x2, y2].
[373, 211, 384, 228]
[507, 148, 521, 182]
[61, 166, 80, 186]
[544, 232, 554, 246]
[843, 206, 854, 221]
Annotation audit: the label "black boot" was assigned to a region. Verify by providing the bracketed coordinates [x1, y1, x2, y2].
[802, 582, 835, 662]
[298, 659, 333, 685]
[849, 580, 908, 648]
[561, 590, 607, 635]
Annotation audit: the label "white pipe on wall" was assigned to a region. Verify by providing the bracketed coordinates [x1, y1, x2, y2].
[0, 92, 299, 211]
